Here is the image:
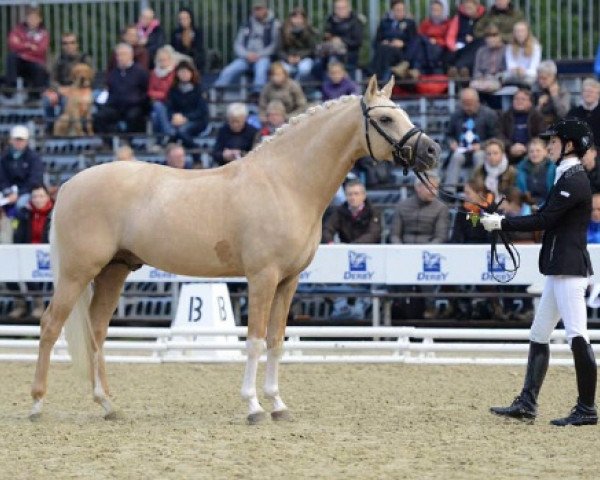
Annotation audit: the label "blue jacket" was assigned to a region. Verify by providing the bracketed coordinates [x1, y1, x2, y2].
[516, 157, 556, 205]
[595, 44, 600, 78]
[0, 147, 44, 195]
[212, 123, 258, 167]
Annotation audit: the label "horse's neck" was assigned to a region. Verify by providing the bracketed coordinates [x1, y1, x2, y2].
[258, 100, 365, 216]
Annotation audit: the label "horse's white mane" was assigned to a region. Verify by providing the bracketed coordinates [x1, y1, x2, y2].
[252, 94, 360, 152]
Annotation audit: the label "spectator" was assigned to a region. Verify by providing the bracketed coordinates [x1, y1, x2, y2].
[0, 126, 44, 212]
[474, 0, 524, 44]
[533, 60, 570, 125]
[171, 8, 205, 73]
[136, 8, 165, 70]
[370, 0, 417, 82]
[212, 103, 258, 166]
[259, 62, 307, 120]
[444, 88, 499, 190]
[503, 21, 541, 87]
[470, 24, 505, 95]
[164, 61, 208, 150]
[115, 145, 136, 161]
[43, 32, 93, 132]
[50, 32, 93, 88]
[314, 0, 364, 79]
[567, 78, 600, 148]
[94, 43, 149, 134]
[321, 61, 360, 101]
[588, 194, 600, 244]
[412, 0, 451, 76]
[582, 145, 600, 194]
[255, 100, 287, 143]
[516, 137, 556, 206]
[107, 25, 149, 73]
[0, 207, 12, 244]
[279, 7, 318, 82]
[11, 184, 54, 319]
[446, 0, 486, 77]
[323, 179, 381, 244]
[390, 174, 449, 244]
[214, 0, 280, 95]
[499, 88, 546, 163]
[450, 177, 493, 244]
[149, 45, 179, 140]
[6, 6, 50, 95]
[165, 143, 187, 169]
[471, 138, 517, 198]
[322, 178, 379, 320]
[595, 43, 600, 79]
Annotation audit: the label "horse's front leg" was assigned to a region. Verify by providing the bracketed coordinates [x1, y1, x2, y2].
[264, 275, 299, 421]
[242, 268, 279, 424]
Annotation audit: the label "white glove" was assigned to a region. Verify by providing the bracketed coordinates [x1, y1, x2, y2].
[480, 213, 505, 232]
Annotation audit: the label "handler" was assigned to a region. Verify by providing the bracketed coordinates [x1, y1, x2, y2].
[481, 119, 597, 426]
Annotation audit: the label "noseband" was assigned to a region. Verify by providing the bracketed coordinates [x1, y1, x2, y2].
[360, 97, 423, 175]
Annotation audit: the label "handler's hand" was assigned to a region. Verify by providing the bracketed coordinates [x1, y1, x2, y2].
[481, 213, 505, 232]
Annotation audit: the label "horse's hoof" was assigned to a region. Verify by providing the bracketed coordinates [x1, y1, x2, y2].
[28, 412, 42, 422]
[104, 410, 118, 421]
[271, 410, 292, 422]
[247, 411, 266, 425]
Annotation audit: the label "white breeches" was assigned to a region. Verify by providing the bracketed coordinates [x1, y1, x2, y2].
[530, 275, 590, 344]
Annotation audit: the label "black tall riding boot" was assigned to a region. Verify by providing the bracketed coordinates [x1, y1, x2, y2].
[551, 336, 598, 426]
[491, 341, 549, 420]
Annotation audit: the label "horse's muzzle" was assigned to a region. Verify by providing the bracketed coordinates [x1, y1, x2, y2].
[414, 135, 441, 172]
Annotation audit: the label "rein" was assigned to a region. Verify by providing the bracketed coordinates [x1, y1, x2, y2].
[360, 97, 422, 175]
[415, 170, 521, 283]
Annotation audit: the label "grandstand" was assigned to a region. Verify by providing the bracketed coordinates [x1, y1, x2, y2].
[0, 0, 599, 325]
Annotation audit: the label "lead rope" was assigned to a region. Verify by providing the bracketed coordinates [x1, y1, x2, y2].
[415, 170, 520, 283]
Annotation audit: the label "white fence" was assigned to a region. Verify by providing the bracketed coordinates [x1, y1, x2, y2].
[1, 324, 598, 365]
[2, 244, 599, 364]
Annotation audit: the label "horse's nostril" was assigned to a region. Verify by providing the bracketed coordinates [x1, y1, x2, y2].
[427, 145, 436, 154]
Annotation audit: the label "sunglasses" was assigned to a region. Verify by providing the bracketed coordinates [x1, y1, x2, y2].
[62, 40, 77, 45]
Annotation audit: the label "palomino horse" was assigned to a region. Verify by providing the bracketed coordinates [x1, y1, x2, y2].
[30, 76, 440, 423]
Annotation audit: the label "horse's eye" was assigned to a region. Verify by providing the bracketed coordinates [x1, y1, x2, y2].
[380, 116, 393, 124]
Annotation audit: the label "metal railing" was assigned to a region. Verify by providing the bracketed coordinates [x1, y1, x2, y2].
[1, 0, 598, 75]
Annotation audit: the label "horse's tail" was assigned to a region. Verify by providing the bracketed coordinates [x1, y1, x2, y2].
[51, 218, 94, 380]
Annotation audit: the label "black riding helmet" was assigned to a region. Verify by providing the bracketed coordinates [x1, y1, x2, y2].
[539, 118, 594, 159]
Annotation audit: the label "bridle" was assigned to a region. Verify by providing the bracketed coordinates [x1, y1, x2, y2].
[360, 97, 423, 175]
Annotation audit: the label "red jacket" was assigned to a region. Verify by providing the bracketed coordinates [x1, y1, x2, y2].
[148, 69, 176, 102]
[8, 22, 49, 65]
[418, 18, 451, 49]
[446, 3, 486, 52]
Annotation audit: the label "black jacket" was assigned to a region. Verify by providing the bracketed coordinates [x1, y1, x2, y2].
[567, 104, 600, 148]
[0, 147, 44, 194]
[212, 123, 258, 167]
[322, 199, 381, 244]
[106, 63, 149, 108]
[324, 12, 364, 53]
[166, 84, 208, 129]
[13, 207, 51, 244]
[502, 163, 593, 276]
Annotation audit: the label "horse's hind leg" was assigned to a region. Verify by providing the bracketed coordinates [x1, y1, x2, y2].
[242, 268, 279, 424]
[265, 275, 299, 421]
[30, 277, 87, 419]
[89, 263, 130, 419]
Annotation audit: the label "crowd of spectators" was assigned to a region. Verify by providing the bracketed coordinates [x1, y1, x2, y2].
[1, 0, 600, 321]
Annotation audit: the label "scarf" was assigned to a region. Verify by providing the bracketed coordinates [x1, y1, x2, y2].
[29, 200, 53, 244]
[138, 19, 160, 40]
[483, 154, 509, 197]
[153, 64, 174, 79]
[554, 156, 580, 184]
[178, 82, 194, 94]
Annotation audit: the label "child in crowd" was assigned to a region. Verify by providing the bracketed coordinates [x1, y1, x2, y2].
[258, 62, 307, 121]
[321, 61, 360, 101]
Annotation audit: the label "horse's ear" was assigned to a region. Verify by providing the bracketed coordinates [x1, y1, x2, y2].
[382, 76, 395, 99]
[364, 75, 378, 102]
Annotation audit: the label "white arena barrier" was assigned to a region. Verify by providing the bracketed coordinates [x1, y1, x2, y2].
[5, 243, 600, 284]
[1, 244, 599, 365]
[0, 325, 599, 365]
